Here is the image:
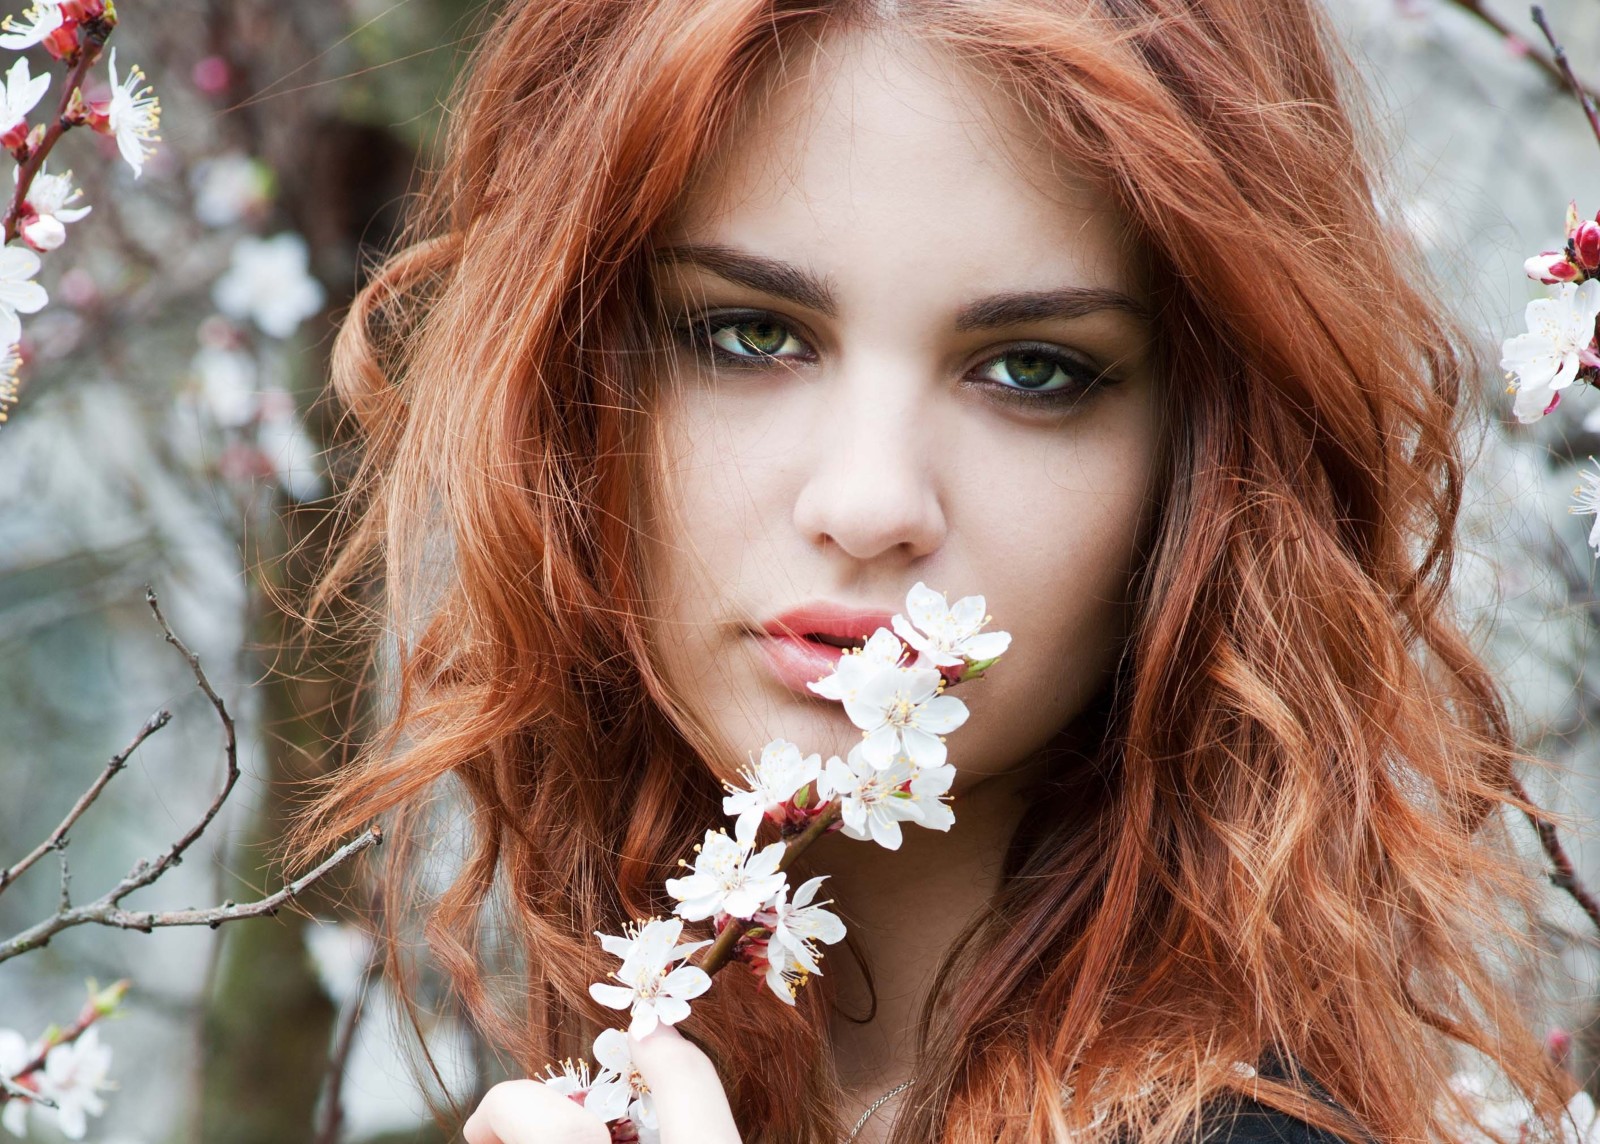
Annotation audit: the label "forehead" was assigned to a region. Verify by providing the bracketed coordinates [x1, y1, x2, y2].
[659, 23, 1138, 301]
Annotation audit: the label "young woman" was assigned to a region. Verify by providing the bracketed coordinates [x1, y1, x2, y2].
[292, 1, 1579, 1141]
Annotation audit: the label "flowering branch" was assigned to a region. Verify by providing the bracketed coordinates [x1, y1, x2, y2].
[1, 980, 125, 1098]
[2, 23, 99, 246]
[549, 584, 1009, 1141]
[1530, 5, 1600, 149]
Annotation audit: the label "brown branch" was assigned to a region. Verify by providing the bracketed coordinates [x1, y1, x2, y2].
[0, 585, 379, 962]
[696, 802, 843, 977]
[1511, 777, 1600, 938]
[0, 708, 171, 897]
[0, 829, 382, 963]
[312, 927, 384, 1144]
[1442, 0, 1600, 102]
[3, 37, 100, 245]
[1531, 5, 1600, 150]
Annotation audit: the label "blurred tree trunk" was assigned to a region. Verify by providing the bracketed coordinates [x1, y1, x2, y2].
[192, 1, 472, 1139]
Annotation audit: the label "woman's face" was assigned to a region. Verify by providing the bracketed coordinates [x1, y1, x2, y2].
[640, 26, 1164, 794]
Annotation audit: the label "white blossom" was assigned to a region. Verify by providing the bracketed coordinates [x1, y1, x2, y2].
[39, 1027, 111, 1141]
[588, 918, 712, 1038]
[538, 1056, 630, 1123]
[190, 152, 273, 228]
[806, 627, 907, 704]
[0, 1028, 35, 1138]
[592, 1028, 659, 1143]
[891, 581, 1013, 669]
[817, 746, 927, 850]
[103, 49, 161, 178]
[721, 738, 821, 844]
[18, 165, 90, 251]
[1571, 459, 1600, 556]
[1442, 1069, 1600, 1144]
[1502, 278, 1600, 424]
[212, 233, 326, 339]
[767, 875, 846, 983]
[847, 660, 969, 771]
[0, 246, 47, 346]
[664, 830, 786, 921]
[0, 4, 61, 52]
[0, 56, 46, 134]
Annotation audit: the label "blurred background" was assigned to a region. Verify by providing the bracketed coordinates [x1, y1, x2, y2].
[2, 0, 1600, 1140]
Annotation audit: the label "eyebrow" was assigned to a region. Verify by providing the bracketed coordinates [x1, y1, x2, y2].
[655, 243, 837, 316]
[654, 241, 1151, 329]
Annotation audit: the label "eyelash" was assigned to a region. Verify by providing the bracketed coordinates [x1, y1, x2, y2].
[671, 310, 1115, 409]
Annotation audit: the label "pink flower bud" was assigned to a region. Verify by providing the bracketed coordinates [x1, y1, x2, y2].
[41, 20, 78, 60]
[1525, 251, 1580, 284]
[0, 121, 27, 155]
[62, 0, 105, 19]
[83, 98, 109, 135]
[192, 56, 231, 96]
[21, 213, 66, 252]
[1576, 220, 1600, 271]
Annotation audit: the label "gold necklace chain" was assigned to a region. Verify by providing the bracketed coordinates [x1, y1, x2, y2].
[844, 1077, 916, 1142]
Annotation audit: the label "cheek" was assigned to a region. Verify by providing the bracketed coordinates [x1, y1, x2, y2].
[949, 401, 1160, 776]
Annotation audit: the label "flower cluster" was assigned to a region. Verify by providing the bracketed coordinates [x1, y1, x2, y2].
[0, 0, 160, 428]
[0, 979, 124, 1141]
[1504, 202, 1600, 427]
[554, 582, 1010, 1141]
[1442, 1067, 1600, 1144]
[1501, 202, 1600, 556]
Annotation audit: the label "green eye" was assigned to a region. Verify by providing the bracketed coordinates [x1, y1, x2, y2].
[709, 319, 807, 359]
[981, 350, 1078, 392]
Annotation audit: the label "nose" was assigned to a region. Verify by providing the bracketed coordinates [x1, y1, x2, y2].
[791, 359, 949, 563]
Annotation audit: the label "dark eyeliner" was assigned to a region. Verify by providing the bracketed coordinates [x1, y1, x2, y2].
[671, 309, 814, 368]
[966, 341, 1115, 409]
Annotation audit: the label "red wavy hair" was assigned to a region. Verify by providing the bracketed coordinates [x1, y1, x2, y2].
[290, 1, 1578, 1141]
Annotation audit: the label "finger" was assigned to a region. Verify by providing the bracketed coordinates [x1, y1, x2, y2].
[628, 1022, 742, 1144]
[462, 1079, 612, 1144]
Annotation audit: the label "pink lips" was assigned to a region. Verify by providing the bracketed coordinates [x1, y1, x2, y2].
[753, 602, 898, 696]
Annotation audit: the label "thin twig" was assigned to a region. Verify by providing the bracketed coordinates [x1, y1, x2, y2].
[0, 709, 172, 896]
[54, 841, 69, 913]
[0, 829, 382, 963]
[1531, 5, 1600, 150]
[1523, 790, 1600, 935]
[138, 585, 240, 892]
[1441, 0, 1599, 101]
[0, 585, 380, 962]
[312, 928, 384, 1144]
[0, 1076, 57, 1111]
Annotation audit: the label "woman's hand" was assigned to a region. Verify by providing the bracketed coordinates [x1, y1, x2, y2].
[462, 1022, 743, 1144]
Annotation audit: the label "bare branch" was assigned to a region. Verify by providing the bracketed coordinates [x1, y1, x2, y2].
[1442, 0, 1600, 102]
[130, 586, 240, 904]
[1531, 5, 1600, 150]
[0, 829, 381, 963]
[0, 708, 172, 897]
[313, 928, 384, 1144]
[55, 842, 69, 914]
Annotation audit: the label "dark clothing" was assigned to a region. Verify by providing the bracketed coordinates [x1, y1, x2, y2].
[1200, 1097, 1366, 1144]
